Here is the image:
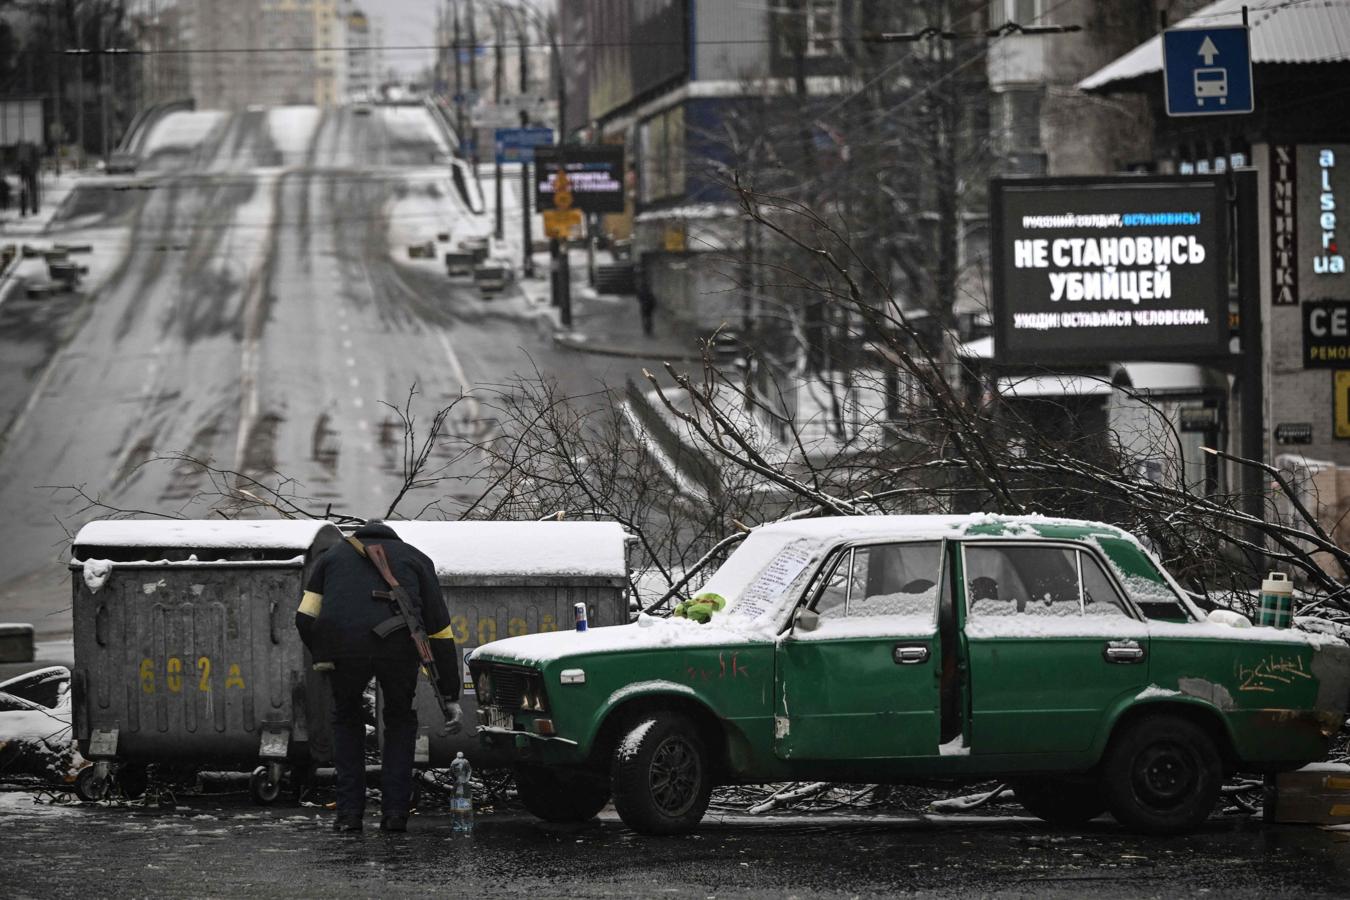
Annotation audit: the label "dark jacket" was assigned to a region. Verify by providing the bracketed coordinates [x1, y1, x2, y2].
[296, 523, 459, 698]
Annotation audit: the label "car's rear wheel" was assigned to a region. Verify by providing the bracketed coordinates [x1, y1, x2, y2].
[515, 765, 611, 822]
[1012, 777, 1107, 825]
[1102, 714, 1222, 833]
[610, 713, 712, 835]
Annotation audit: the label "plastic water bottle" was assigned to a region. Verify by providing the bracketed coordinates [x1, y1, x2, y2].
[450, 751, 474, 833]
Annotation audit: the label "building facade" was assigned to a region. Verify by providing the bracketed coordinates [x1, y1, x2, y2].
[185, 0, 346, 109]
[1081, 0, 1350, 544]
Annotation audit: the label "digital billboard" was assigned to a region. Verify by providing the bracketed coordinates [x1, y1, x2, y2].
[990, 176, 1231, 366]
[534, 146, 626, 213]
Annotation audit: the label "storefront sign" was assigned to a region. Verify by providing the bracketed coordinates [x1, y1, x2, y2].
[1336, 372, 1350, 440]
[1271, 144, 1297, 306]
[1302, 299, 1350, 367]
[1179, 407, 1220, 432]
[534, 146, 626, 213]
[1275, 423, 1313, 445]
[991, 176, 1230, 365]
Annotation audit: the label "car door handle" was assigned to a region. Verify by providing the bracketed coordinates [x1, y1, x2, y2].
[1103, 641, 1146, 663]
[893, 644, 930, 665]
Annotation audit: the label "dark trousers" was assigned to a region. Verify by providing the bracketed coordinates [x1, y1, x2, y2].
[329, 656, 419, 820]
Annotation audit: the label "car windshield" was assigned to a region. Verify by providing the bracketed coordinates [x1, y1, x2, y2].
[695, 531, 827, 625]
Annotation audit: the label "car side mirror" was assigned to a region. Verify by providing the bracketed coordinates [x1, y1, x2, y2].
[794, 607, 820, 633]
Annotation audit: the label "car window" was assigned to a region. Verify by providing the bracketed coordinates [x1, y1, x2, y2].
[0, 670, 64, 708]
[965, 545, 1138, 621]
[814, 542, 941, 619]
[1094, 536, 1192, 621]
[1080, 552, 1132, 619]
[964, 545, 1082, 617]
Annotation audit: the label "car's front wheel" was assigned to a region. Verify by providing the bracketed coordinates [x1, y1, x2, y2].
[515, 765, 611, 822]
[1102, 714, 1222, 833]
[610, 713, 712, 835]
[1012, 777, 1107, 825]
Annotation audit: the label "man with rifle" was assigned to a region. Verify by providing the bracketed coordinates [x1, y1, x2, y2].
[295, 520, 462, 833]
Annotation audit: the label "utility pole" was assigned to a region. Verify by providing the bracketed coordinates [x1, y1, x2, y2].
[493, 9, 504, 104]
[521, 109, 534, 278]
[546, 11, 571, 328]
[453, 0, 465, 148]
[75, 11, 86, 168]
[99, 17, 111, 168]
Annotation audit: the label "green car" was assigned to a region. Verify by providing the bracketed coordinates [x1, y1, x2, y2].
[470, 516, 1350, 834]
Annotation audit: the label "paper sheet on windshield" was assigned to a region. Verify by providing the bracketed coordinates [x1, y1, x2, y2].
[727, 540, 815, 621]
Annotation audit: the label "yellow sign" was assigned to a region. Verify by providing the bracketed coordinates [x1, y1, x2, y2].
[1336, 371, 1350, 439]
[553, 171, 573, 210]
[543, 208, 582, 238]
[663, 224, 686, 252]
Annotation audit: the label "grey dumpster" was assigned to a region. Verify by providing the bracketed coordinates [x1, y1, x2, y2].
[374, 521, 630, 768]
[70, 519, 342, 802]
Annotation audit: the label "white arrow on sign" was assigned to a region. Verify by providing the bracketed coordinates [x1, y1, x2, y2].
[1198, 36, 1219, 65]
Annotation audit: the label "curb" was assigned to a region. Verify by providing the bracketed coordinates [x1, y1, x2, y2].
[551, 331, 704, 362]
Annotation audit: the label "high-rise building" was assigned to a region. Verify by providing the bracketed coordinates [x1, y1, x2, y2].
[345, 7, 381, 100]
[184, 0, 346, 109]
[186, 0, 266, 110]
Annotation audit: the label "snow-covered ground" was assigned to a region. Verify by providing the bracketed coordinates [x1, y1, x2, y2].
[266, 106, 321, 166]
[140, 110, 227, 158]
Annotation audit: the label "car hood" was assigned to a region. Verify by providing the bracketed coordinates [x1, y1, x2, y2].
[473, 615, 771, 667]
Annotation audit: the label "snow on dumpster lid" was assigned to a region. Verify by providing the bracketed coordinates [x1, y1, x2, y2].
[72, 519, 341, 552]
[391, 521, 629, 579]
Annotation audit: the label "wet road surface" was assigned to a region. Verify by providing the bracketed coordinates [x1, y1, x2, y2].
[0, 104, 660, 639]
[2, 791, 1348, 898]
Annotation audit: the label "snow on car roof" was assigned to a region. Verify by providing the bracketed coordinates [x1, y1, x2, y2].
[750, 514, 1129, 543]
[72, 519, 341, 551]
[391, 521, 629, 578]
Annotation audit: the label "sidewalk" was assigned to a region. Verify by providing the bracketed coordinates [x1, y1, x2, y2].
[523, 249, 706, 362]
[0, 169, 80, 236]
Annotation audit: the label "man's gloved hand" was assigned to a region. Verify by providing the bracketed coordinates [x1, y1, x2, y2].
[442, 701, 463, 736]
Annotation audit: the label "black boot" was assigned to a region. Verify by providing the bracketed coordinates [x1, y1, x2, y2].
[333, 816, 363, 833]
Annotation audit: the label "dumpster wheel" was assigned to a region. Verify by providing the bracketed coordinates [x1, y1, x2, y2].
[249, 764, 282, 805]
[75, 766, 110, 802]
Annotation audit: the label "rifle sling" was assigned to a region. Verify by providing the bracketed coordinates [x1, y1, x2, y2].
[346, 536, 402, 591]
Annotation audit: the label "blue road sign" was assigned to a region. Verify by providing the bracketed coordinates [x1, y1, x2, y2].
[1162, 25, 1254, 117]
[494, 127, 554, 164]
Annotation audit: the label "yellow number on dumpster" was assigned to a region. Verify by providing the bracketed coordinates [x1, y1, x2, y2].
[508, 617, 527, 637]
[139, 658, 156, 694]
[166, 657, 183, 693]
[197, 657, 211, 692]
[477, 618, 497, 645]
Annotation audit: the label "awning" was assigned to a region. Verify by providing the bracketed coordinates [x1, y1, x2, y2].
[1111, 362, 1228, 395]
[997, 375, 1113, 399]
[959, 336, 994, 360]
[1079, 0, 1350, 93]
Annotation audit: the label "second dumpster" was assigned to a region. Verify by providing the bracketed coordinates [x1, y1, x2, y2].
[378, 520, 630, 768]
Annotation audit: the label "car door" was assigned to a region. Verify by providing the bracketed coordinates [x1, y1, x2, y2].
[773, 540, 944, 760]
[961, 542, 1151, 755]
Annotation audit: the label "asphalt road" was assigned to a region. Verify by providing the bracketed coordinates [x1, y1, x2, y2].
[0, 104, 658, 641]
[2, 790, 1348, 898]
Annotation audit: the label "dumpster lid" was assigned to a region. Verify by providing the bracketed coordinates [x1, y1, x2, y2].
[72, 519, 342, 554]
[392, 521, 628, 579]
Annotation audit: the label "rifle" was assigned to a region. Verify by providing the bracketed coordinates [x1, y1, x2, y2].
[347, 537, 462, 735]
